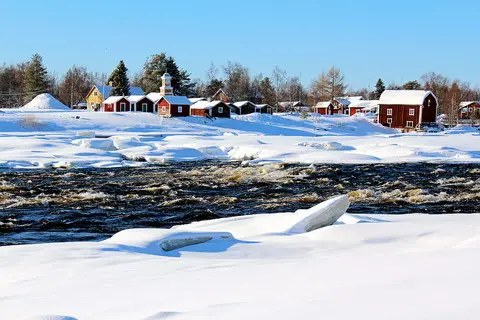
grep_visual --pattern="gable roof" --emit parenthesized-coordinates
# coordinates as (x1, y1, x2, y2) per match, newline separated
(459, 101, 479, 108)
(189, 97, 207, 104)
(256, 104, 272, 109)
(213, 88, 229, 98)
(127, 95, 147, 103)
(87, 85, 144, 99)
(190, 100, 225, 110)
(334, 98, 351, 106)
(103, 96, 125, 104)
(314, 101, 333, 108)
(348, 100, 379, 109)
(379, 90, 437, 106)
(233, 101, 256, 107)
(160, 95, 192, 106)
(146, 92, 162, 103)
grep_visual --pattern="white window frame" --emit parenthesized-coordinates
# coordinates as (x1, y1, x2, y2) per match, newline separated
(178, 106, 183, 113)
(142, 103, 148, 112)
(387, 108, 393, 116)
(406, 121, 413, 128)
(120, 102, 126, 112)
(409, 108, 415, 116)
(387, 118, 392, 124)
(218, 106, 223, 113)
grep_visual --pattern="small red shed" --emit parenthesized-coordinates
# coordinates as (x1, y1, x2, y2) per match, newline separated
(102, 96, 130, 112)
(157, 96, 192, 117)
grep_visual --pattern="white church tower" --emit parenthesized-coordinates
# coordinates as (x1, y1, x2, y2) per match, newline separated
(160, 72, 173, 96)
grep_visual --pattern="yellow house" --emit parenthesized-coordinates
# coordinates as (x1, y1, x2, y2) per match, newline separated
(85, 85, 144, 111)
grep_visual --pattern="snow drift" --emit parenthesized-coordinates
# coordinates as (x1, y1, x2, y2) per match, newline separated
(21, 93, 70, 111)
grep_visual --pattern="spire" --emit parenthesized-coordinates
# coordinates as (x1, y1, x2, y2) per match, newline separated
(160, 72, 173, 96)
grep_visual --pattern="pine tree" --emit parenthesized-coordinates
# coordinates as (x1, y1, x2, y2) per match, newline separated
(108, 60, 130, 96)
(140, 53, 195, 96)
(23, 54, 49, 101)
(374, 78, 385, 99)
(402, 80, 422, 90)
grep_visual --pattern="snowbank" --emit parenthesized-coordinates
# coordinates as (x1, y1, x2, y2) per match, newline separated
(21, 93, 70, 111)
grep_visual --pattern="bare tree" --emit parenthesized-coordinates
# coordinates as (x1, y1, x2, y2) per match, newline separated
(58, 66, 94, 107)
(310, 72, 329, 103)
(223, 61, 250, 101)
(325, 66, 346, 100)
(272, 66, 287, 110)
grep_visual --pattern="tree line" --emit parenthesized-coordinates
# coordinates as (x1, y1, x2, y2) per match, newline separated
(1, 53, 479, 120)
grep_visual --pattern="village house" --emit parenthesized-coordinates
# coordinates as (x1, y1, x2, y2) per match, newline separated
(277, 101, 309, 113)
(458, 101, 480, 120)
(313, 101, 336, 115)
(212, 88, 230, 103)
(189, 97, 207, 104)
(348, 100, 379, 116)
(85, 83, 143, 111)
(231, 101, 256, 115)
(255, 104, 273, 114)
(190, 100, 230, 118)
(128, 95, 156, 113)
(332, 98, 351, 114)
(378, 90, 438, 131)
(102, 96, 131, 112)
(156, 73, 191, 117)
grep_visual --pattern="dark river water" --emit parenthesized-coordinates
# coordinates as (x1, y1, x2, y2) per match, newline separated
(1, 162, 479, 246)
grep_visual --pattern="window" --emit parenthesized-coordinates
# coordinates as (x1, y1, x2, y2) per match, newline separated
(406, 121, 413, 128)
(178, 106, 183, 113)
(428, 100, 431, 107)
(218, 106, 223, 113)
(387, 108, 393, 115)
(387, 118, 392, 124)
(94, 91, 97, 96)
(120, 102, 126, 112)
(409, 108, 415, 116)
(142, 103, 148, 112)
(162, 106, 166, 113)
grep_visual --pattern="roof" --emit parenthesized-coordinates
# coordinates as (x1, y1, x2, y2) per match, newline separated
(127, 95, 147, 103)
(278, 101, 305, 107)
(160, 95, 192, 106)
(94, 85, 144, 99)
(103, 96, 125, 104)
(314, 101, 333, 108)
(233, 101, 256, 107)
(190, 100, 225, 110)
(334, 98, 351, 106)
(348, 100, 379, 109)
(189, 97, 207, 104)
(379, 90, 437, 106)
(213, 88, 229, 97)
(459, 101, 479, 108)
(146, 92, 162, 103)
(256, 104, 272, 109)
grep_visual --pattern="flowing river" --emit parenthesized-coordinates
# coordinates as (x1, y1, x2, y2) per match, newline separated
(1, 162, 479, 246)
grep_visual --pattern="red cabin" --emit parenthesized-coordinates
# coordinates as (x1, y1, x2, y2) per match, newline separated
(102, 96, 130, 112)
(157, 96, 192, 117)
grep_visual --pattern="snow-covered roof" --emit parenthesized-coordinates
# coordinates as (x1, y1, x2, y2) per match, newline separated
(334, 98, 351, 106)
(189, 97, 207, 104)
(278, 101, 304, 107)
(146, 92, 162, 103)
(103, 96, 125, 104)
(95, 86, 144, 99)
(256, 104, 272, 109)
(233, 101, 255, 107)
(348, 100, 379, 109)
(459, 101, 479, 108)
(314, 101, 333, 108)
(127, 95, 146, 103)
(190, 100, 224, 110)
(379, 90, 437, 106)
(161, 95, 192, 106)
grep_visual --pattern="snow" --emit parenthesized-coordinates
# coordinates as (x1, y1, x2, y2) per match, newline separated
(146, 92, 161, 103)
(126, 95, 147, 103)
(348, 99, 379, 110)
(188, 97, 207, 104)
(2, 196, 480, 319)
(190, 100, 223, 110)
(0, 109, 480, 169)
(161, 95, 192, 105)
(21, 93, 70, 111)
(102, 96, 124, 104)
(314, 101, 332, 109)
(379, 90, 436, 105)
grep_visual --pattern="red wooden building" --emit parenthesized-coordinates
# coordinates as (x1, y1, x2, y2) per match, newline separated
(157, 96, 192, 117)
(313, 101, 336, 115)
(190, 100, 230, 118)
(102, 96, 131, 112)
(212, 88, 230, 103)
(378, 90, 438, 131)
(348, 100, 378, 116)
(459, 101, 480, 120)
(128, 95, 156, 113)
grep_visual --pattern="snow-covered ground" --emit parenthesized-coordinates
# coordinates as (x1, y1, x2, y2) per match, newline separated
(2, 196, 480, 319)
(1, 107, 480, 169)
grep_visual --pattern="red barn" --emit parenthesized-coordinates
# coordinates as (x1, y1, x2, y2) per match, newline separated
(157, 96, 192, 117)
(313, 101, 336, 115)
(459, 101, 480, 120)
(190, 100, 230, 118)
(102, 96, 130, 112)
(378, 90, 438, 131)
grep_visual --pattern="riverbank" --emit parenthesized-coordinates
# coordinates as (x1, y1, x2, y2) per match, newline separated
(1, 110, 480, 169)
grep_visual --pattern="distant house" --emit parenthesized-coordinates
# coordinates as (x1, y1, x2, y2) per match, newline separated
(190, 100, 230, 118)
(231, 101, 256, 115)
(459, 101, 480, 120)
(212, 88, 230, 103)
(348, 100, 379, 116)
(189, 97, 207, 104)
(378, 90, 438, 130)
(156, 73, 192, 117)
(72, 102, 88, 110)
(102, 96, 131, 112)
(250, 91, 265, 104)
(128, 95, 155, 113)
(277, 101, 309, 112)
(255, 104, 273, 114)
(332, 98, 351, 114)
(85, 84, 144, 111)
(313, 101, 335, 115)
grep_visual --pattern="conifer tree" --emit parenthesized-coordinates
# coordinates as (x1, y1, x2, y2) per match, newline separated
(374, 78, 385, 99)
(23, 54, 49, 101)
(108, 60, 130, 96)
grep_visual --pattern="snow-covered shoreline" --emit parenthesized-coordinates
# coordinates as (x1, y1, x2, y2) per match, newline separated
(2, 196, 480, 319)
(1, 109, 480, 170)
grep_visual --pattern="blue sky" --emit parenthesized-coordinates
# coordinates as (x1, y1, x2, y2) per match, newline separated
(1, 0, 479, 90)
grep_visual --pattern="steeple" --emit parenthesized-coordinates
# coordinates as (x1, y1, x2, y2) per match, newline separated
(160, 72, 173, 96)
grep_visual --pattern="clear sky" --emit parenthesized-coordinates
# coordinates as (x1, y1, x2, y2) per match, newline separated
(1, 0, 479, 90)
